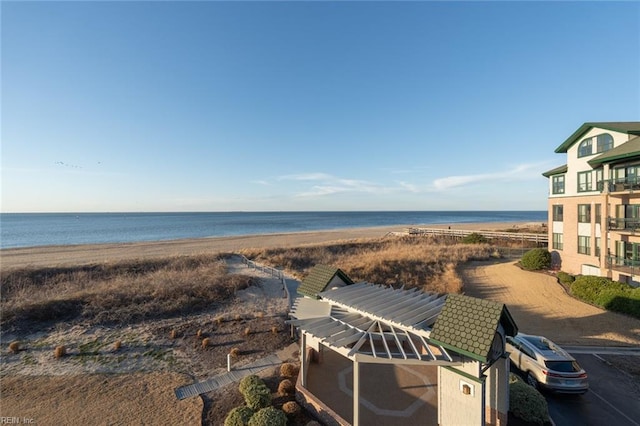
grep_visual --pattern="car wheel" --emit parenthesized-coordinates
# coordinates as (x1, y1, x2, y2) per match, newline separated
(526, 372, 539, 389)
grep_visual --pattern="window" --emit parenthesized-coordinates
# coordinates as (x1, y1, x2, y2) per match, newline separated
(552, 205, 563, 222)
(595, 204, 601, 224)
(613, 165, 640, 185)
(595, 237, 601, 257)
(552, 175, 565, 194)
(596, 133, 613, 153)
(578, 204, 591, 223)
(596, 168, 604, 191)
(578, 171, 592, 192)
(578, 236, 591, 255)
(553, 233, 563, 250)
(578, 138, 593, 157)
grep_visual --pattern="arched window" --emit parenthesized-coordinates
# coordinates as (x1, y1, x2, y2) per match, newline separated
(578, 138, 592, 157)
(596, 133, 613, 153)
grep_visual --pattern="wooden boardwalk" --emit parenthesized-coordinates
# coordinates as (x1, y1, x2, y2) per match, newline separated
(174, 354, 282, 400)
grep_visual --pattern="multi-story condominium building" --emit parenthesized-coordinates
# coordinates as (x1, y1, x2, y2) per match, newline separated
(543, 122, 640, 286)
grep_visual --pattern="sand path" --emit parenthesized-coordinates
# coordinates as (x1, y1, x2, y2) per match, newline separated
(461, 260, 640, 346)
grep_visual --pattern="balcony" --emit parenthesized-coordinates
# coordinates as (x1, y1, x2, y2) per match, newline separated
(606, 255, 640, 276)
(598, 177, 640, 193)
(608, 217, 640, 232)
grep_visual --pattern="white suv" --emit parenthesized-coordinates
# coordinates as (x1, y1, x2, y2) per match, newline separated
(506, 333, 588, 394)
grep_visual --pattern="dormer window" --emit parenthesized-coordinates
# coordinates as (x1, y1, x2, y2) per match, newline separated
(578, 138, 592, 157)
(578, 133, 613, 157)
(596, 133, 613, 153)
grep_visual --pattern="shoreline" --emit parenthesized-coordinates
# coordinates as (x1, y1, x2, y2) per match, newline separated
(0, 221, 545, 269)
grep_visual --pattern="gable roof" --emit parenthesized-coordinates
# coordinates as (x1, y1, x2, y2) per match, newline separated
(555, 122, 640, 153)
(588, 135, 640, 167)
(429, 294, 517, 363)
(297, 264, 354, 299)
(542, 164, 567, 178)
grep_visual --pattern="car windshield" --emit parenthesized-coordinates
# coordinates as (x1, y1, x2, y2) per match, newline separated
(545, 360, 581, 372)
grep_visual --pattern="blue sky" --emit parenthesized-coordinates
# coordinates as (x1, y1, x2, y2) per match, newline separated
(2, 1, 639, 213)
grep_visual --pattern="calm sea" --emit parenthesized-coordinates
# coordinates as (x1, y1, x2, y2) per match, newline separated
(0, 211, 547, 249)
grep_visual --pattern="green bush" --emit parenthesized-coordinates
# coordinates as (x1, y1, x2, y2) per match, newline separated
(571, 276, 640, 318)
(239, 375, 264, 395)
(509, 380, 550, 425)
(243, 382, 272, 411)
(557, 271, 575, 285)
(462, 233, 488, 244)
(224, 406, 254, 426)
(509, 372, 522, 384)
(520, 248, 551, 270)
(247, 407, 287, 426)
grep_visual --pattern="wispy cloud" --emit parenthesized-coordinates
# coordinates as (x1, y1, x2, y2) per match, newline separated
(431, 162, 551, 191)
(278, 173, 388, 197)
(251, 180, 271, 186)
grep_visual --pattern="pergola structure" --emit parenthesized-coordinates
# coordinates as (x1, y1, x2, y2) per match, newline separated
(288, 282, 463, 425)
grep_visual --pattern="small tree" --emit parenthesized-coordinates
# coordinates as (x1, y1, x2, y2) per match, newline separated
(520, 248, 551, 270)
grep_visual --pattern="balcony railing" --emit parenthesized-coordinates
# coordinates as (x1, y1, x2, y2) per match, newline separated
(606, 255, 640, 276)
(598, 177, 640, 193)
(608, 217, 640, 232)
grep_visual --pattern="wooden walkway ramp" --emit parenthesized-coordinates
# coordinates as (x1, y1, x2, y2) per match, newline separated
(174, 354, 282, 400)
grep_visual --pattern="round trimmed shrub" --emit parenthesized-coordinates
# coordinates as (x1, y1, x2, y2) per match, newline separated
(8, 341, 20, 353)
(282, 401, 301, 416)
(280, 363, 298, 378)
(243, 383, 271, 411)
(509, 379, 550, 425)
(247, 407, 287, 426)
(54, 345, 66, 358)
(462, 232, 488, 244)
(239, 375, 264, 395)
(277, 379, 295, 396)
(224, 406, 254, 426)
(520, 248, 551, 270)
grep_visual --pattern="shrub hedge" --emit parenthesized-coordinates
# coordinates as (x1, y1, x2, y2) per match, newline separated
(239, 375, 264, 395)
(570, 276, 640, 318)
(557, 271, 575, 286)
(509, 379, 550, 425)
(243, 382, 272, 411)
(247, 407, 287, 426)
(224, 406, 254, 426)
(520, 248, 551, 270)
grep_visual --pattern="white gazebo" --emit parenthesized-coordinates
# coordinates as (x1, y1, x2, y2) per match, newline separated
(289, 281, 516, 426)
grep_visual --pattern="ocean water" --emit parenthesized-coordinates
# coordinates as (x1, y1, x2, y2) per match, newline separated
(0, 211, 547, 249)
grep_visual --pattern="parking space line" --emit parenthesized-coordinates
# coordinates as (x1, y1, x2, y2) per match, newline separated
(589, 388, 640, 426)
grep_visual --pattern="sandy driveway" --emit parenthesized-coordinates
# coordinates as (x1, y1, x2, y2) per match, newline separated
(461, 260, 640, 346)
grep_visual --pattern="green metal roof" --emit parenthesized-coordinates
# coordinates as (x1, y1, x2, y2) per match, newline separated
(429, 294, 517, 363)
(588, 136, 640, 167)
(297, 264, 354, 299)
(542, 164, 567, 178)
(555, 122, 640, 153)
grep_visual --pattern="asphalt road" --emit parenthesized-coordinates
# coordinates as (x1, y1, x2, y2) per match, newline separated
(545, 351, 640, 426)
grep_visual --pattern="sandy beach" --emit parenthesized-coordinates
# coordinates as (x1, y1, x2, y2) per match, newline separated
(0, 221, 541, 269)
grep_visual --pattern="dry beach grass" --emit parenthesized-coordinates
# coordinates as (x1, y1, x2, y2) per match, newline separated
(1, 222, 569, 425)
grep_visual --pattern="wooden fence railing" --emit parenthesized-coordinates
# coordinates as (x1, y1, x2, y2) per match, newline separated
(402, 228, 548, 244)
